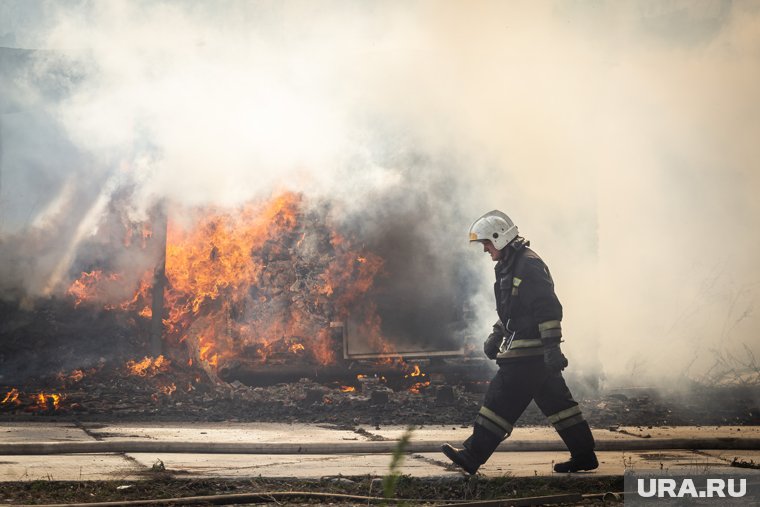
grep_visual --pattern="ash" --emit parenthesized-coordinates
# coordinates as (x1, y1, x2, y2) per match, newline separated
(2, 360, 758, 428)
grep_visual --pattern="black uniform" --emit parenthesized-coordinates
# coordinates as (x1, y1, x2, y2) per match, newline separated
(462, 238, 595, 467)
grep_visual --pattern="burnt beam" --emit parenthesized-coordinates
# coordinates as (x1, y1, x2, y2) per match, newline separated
(149, 203, 168, 357)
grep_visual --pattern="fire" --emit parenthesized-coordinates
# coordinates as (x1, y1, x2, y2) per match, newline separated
(408, 381, 431, 394)
(160, 383, 177, 396)
(56, 367, 98, 387)
(66, 271, 122, 307)
(30, 392, 64, 411)
(126, 355, 170, 376)
(405, 364, 429, 394)
(340, 386, 356, 392)
(1, 389, 20, 405)
(120, 272, 153, 312)
(162, 191, 386, 372)
(61, 191, 391, 377)
(66, 269, 153, 315)
(405, 364, 423, 378)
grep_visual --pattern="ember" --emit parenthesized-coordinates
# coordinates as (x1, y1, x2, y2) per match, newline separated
(29, 392, 64, 411)
(126, 355, 170, 377)
(160, 383, 177, 396)
(405, 364, 423, 378)
(1, 389, 20, 406)
(409, 380, 431, 395)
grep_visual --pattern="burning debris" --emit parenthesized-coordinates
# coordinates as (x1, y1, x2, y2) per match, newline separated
(1, 389, 20, 406)
(1, 189, 482, 421)
(1, 388, 65, 413)
(164, 192, 388, 376)
(60, 191, 390, 380)
(126, 356, 170, 377)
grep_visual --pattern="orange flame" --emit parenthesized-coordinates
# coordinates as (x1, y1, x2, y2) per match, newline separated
(162, 192, 386, 371)
(1, 388, 20, 405)
(405, 364, 425, 378)
(67, 269, 153, 315)
(126, 355, 169, 376)
(63, 191, 390, 375)
(340, 386, 356, 392)
(67, 271, 122, 307)
(29, 392, 64, 411)
(405, 364, 429, 393)
(408, 381, 431, 394)
(160, 383, 177, 396)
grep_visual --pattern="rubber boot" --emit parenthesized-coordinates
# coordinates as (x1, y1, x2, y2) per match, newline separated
(554, 421, 598, 473)
(441, 444, 480, 474)
(554, 451, 599, 472)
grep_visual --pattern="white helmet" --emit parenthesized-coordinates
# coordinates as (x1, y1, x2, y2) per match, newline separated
(468, 210, 518, 250)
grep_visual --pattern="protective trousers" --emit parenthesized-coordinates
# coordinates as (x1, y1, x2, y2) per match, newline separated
(463, 361, 595, 465)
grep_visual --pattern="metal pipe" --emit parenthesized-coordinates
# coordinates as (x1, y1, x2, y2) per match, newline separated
(1, 437, 758, 456)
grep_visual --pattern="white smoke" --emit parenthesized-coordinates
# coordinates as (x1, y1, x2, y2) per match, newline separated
(1, 0, 758, 382)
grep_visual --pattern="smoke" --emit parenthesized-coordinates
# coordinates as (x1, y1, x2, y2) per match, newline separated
(1, 0, 759, 383)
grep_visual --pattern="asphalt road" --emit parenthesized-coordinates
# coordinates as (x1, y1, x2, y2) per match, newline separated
(1, 423, 759, 481)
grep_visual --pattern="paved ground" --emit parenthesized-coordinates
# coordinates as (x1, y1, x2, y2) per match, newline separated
(1, 423, 759, 482)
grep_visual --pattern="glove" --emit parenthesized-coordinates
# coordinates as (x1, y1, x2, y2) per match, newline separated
(543, 343, 568, 372)
(483, 332, 502, 360)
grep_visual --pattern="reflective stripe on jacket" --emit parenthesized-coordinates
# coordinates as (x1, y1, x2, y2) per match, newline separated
(494, 241, 563, 362)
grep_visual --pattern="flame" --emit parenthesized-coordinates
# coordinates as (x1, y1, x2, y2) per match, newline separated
(408, 381, 431, 394)
(340, 386, 356, 392)
(160, 383, 177, 396)
(142, 222, 153, 244)
(67, 269, 153, 315)
(56, 367, 98, 386)
(62, 191, 390, 375)
(1, 388, 20, 405)
(405, 364, 423, 378)
(66, 271, 122, 307)
(30, 392, 64, 411)
(126, 355, 170, 377)
(405, 364, 429, 393)
(162, 191, 386, 372)
(120, 272, 153, 312)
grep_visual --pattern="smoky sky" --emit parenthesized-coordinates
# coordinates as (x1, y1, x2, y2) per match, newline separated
(1, 0, 758, 383)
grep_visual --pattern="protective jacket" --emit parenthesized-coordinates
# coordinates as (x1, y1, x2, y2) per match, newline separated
(456, 236, 595, 473)
(492, 239, 563, 363)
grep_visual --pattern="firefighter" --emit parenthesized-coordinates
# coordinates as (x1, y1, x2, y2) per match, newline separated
(441, 210, 597, 474)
